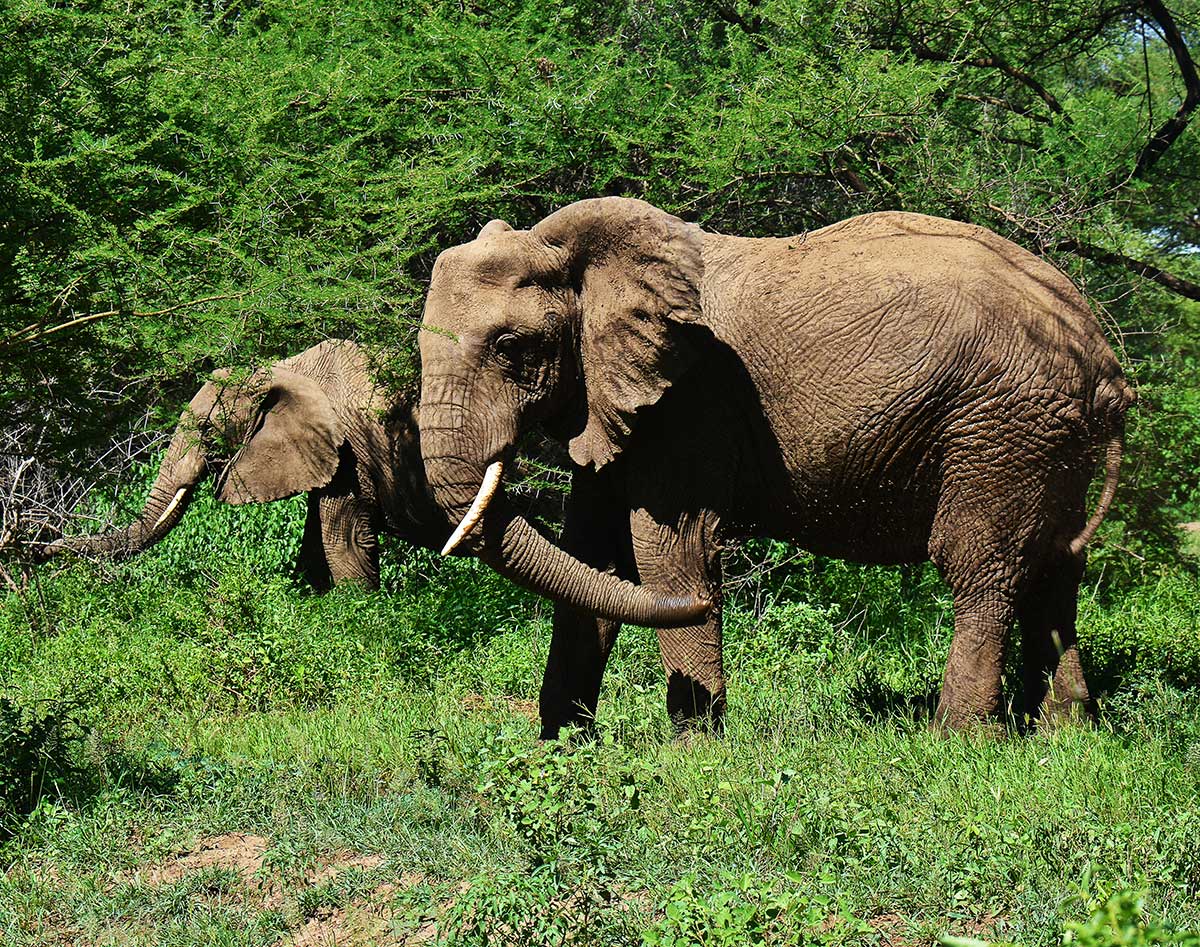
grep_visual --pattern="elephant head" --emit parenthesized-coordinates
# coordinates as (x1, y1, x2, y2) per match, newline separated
(419, 197, 711, 626)
(40, 340, 442, 589)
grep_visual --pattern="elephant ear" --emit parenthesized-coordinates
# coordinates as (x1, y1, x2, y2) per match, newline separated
(533, 198, 704, 469)
(215, 367, 345, 505)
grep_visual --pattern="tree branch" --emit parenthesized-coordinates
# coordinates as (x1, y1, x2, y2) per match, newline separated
(712, 2, 761, 35)
(955, 92, 1055, 125)
(2, 291, 253, 349)
(907, 39, 1072, 123)
(984, 201, 1200, 300)
(1056, 235, 1200, 300)
(1129, 0, 1200, 181)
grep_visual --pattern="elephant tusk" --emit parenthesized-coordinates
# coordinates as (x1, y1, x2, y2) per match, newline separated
(441, 461, 504, 555)
(152, 487, 189, 530)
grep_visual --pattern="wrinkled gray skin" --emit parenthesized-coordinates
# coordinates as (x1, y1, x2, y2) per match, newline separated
(42, 340, 449, 588)
(419, 198, 1135, 737)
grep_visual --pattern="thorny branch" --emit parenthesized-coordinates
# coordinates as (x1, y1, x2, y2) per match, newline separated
(906, 39, 1072, 122)
(2, 291, 253, 349)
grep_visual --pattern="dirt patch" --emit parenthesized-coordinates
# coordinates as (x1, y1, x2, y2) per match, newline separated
(139, 833, 269, 886)
(283, 877, 434, 947)
(461, 693, 539, 722)
(868, 912, 915, 946)
(861, 911, 1005, 947)
(287, 888, 396, 947)
(304, 853, 386, 887)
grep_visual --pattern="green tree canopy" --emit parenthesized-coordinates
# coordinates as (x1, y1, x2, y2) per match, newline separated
(2, 0, 1198, 562)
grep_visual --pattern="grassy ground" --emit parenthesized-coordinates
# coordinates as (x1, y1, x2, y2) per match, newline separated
(1, 493, 1199, 946)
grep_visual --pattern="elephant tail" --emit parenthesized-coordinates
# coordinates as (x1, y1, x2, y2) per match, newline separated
(1067, 379, 1136, 557)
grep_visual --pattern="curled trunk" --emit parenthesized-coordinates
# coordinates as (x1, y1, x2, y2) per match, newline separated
(41, 423, 207, 561)
(424, 447, 709, 628)
(480, 500, 709, 627)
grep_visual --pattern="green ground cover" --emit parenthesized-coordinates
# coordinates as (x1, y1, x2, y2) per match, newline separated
(1, 491, 1198, 945)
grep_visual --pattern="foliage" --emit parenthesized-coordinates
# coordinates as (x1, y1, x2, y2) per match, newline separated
(642, 872, 868, 946)
(1061, 890, 1200, 947)
(2, 0, 1199, 573)
(0, 697, 81, 836)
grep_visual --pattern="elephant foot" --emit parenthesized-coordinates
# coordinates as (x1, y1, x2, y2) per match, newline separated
(538, 700, 598, 742)
(929, 694, 1007, 739)
(1035, 694, 1095, 730)
(666, 672, 726, 739)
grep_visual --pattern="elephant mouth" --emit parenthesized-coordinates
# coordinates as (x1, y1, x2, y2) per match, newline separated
(440, 459, 505, 555)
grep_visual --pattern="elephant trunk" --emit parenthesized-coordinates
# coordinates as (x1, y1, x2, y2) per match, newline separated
(41, 421, 207, 561)
(422, 443, 709, 628)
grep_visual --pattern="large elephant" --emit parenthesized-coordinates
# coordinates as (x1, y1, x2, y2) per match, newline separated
(41, 340, 450, 588)
(417, 198, 1135, 736)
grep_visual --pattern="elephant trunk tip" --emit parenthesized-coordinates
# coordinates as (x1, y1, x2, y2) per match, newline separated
(668, 594, 713, 625)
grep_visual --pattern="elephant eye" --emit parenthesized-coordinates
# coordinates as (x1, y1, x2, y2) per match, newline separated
(493, 332, 523, 362)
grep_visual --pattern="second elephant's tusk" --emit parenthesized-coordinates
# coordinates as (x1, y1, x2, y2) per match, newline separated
(440, 461, 504, 556)
(152, 487, 189, 530)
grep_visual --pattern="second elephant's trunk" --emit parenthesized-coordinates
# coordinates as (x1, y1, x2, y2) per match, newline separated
(41, 421, 208, 561)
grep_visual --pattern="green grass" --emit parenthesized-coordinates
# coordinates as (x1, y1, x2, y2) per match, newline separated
(1, 493, 1199, 945)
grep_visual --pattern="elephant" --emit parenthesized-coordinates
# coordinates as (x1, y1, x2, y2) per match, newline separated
(417, 197, 1135, 737)
(40, 339, 452, 589)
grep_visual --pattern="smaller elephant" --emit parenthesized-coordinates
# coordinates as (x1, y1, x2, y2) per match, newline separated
(40, 339, 454, 589)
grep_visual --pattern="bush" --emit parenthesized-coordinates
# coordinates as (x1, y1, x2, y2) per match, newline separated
(1063, 891, 1200, 947)
(0, 697, 81, 837)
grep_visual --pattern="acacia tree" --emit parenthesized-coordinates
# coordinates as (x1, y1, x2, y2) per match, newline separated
(1, 0, 1197, 570)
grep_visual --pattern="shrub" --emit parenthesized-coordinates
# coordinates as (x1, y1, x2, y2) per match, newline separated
(0, 697, 81, 837)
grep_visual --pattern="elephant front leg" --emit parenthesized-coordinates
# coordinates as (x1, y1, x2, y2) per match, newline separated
(538, 468, 631, 740)
(296, 492, 334, 591)
(540, 606, 621, 739)
(307, 472, 380, 591)
(631, 508, 726, 735)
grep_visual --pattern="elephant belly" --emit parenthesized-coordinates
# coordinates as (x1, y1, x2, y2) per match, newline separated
(699, 361, 944, 564)
(738, 441, 941, 565)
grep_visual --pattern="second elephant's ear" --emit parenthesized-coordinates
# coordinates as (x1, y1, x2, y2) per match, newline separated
(533, 198, 704, 469)
(215, 367, 345, 505)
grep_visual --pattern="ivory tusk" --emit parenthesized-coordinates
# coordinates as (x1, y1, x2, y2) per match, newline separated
(152, 488, 189, 530)
(440, 461, 504, 555)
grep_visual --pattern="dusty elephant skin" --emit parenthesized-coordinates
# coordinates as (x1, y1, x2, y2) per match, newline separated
(41, 340, 451, 590)
(417, 198, 1135, 736)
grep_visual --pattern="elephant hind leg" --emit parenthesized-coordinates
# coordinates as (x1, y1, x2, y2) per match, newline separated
(929, 476, 1041, 732)
(1018, 551, 1092, 727)
(933, 586, 1017, 732)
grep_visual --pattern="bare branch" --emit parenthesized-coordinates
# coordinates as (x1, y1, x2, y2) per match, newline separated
(1, 291, 254, 349)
